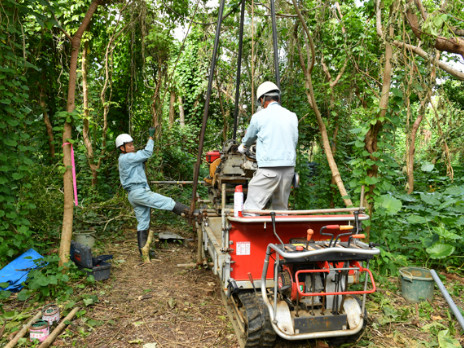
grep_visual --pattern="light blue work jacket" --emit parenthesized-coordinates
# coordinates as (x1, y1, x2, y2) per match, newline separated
(241, 102, 298, 167)
(118, 139, 154, 191)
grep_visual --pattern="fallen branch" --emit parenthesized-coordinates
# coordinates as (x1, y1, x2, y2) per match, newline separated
(5, 310, 42, 348)
(38, 307, 79, 348)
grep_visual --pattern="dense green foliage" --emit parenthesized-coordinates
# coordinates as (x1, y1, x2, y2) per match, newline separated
(0, 0, 462, 307)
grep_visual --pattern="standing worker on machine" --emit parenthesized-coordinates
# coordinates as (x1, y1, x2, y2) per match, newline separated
(238, 81, 298, 212)
(116, 128, 191, 255)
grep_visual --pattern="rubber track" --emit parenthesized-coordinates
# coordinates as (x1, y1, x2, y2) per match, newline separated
(238, 292, 276, 347)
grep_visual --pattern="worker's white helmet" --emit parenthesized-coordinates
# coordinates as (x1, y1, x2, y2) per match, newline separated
(115, 133, 133, 149)
(256, 81, 280, 102)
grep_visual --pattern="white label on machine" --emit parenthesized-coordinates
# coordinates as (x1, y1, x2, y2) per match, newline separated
(236, 242, 250, 255)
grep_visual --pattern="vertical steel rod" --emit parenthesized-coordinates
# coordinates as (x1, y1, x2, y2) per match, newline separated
(270, 0, 280, 88)
(190, 0, 227, 214)
(232, 0, 246, 141)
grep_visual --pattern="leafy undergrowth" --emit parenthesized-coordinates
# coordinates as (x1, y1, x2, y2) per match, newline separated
(0, 227, 463, 347)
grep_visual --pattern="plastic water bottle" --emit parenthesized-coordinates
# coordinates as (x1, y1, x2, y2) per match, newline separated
(234, 185, 243, 217)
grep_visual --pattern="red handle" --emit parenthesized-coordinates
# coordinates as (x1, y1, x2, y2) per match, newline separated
(325, 225, 340, 230)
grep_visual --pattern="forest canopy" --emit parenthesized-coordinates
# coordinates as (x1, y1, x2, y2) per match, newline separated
(1, 0, 463, 276)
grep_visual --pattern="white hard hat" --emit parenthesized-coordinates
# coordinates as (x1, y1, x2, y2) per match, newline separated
(115, 133, 133, 148)
(256, 81, 280, 102)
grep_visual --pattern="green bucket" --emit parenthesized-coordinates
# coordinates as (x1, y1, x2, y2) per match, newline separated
(399, 267, 434, 303)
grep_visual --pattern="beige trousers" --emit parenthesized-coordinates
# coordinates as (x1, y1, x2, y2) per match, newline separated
(243, 166, 294, 213)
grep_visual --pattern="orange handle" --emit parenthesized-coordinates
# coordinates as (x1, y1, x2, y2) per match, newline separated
(306, 229, 314, 241)
(325, 225, 340, 230)
(340, 225, 354, 231)
(351, 234, 365, 239)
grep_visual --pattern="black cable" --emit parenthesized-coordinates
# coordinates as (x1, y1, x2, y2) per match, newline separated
(232, 0, 246, 141)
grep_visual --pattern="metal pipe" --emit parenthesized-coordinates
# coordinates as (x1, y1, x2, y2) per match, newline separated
(149, 181, 205, 185)
(232, 0, 246, 141)
(228, 215, 370, 223)
(270, 0, 280, 87)
(260, 244, 366, 340)
(430, 269, 464, 331)
(190, 0, 226, 215)
(270, 212, 284, 246)
(267, 243, 380, 259)
(242, 207, 365, 215)
(221, 183, 227, 250)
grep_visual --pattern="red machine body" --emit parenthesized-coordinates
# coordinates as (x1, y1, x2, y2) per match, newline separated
(228, 215, 367, 282)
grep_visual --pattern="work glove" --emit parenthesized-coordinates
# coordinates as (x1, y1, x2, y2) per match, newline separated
(149, 127, 156, 137)
(237, 144, 246, 154)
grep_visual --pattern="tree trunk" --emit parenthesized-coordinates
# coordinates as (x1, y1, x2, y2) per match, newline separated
(303, 75, 353, 207)
(362, 2, 396, 240)
(178, 96, 185, 127)
(59, 0, 101, 267)
(151, 74, 162, 139)
(406, 113, 423, 193)
(82, 41, 98, 186)
(169, 90, 176, 127)
(406, 54, 438, 193)
(292, 2, 353, 207)
(405, 0, 464, 59)
(39, 88, 55, 158)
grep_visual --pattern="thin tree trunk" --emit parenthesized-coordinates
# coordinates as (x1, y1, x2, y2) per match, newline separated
(60, 0, 101, 267)
(406, 113, 423, 193)
(39, 88, 55, 158)
(321, 56, 346, 208)
(151, 69, 163, 139)
(178, 96, 185, 127)
(169, 90, 176, 127)
(361, 1, 396, 240)
(292, 3, 353, 208)
(406, 53, 438, 193)
(82, 41, 98, 186)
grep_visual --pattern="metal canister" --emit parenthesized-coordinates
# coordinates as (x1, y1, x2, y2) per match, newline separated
(29, 319, 49, 342)
(42, 304, 60, 326)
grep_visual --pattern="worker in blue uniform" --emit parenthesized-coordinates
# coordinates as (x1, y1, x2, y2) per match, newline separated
(116, 128, 190, 255)
(238, 81, 298, 213)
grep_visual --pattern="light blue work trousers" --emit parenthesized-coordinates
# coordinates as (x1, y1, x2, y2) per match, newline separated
(128, 187, 175, 230)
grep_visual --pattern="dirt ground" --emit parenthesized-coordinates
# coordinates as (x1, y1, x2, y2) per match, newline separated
(3, 225, 463, 347)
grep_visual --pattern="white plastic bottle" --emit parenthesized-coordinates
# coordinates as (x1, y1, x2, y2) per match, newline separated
(234, 185, 243, 217)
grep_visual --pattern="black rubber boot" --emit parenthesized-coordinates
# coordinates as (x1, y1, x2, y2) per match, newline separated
(172, 202, 200, 217)
(137, 230, 155, 257)
(172, 202, 189, 216)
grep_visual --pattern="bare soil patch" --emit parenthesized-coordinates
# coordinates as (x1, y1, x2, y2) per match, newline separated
(2, 225, 463, 347)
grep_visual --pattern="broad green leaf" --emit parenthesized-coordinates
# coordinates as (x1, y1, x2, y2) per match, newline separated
(377, 195, 402, 215)
(420, 193, 441, 206)
(437, 329, 461, 348)
(406, 215, 427, 224)
(444, 186, 464, 196)
(421, 163, 434, 172)
(432, 225, 462, 241)
(426, 243, 455, 259)
(365, 176, 378, 185)
(3, 138, 17, 147)
(16, 289, 31, 301)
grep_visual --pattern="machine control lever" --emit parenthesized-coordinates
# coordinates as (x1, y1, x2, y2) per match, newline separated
(270, 212, 285, 247)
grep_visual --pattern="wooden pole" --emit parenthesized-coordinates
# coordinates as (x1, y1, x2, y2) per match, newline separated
(5, 311, 42, 348)
(38, 308, 79, 348)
